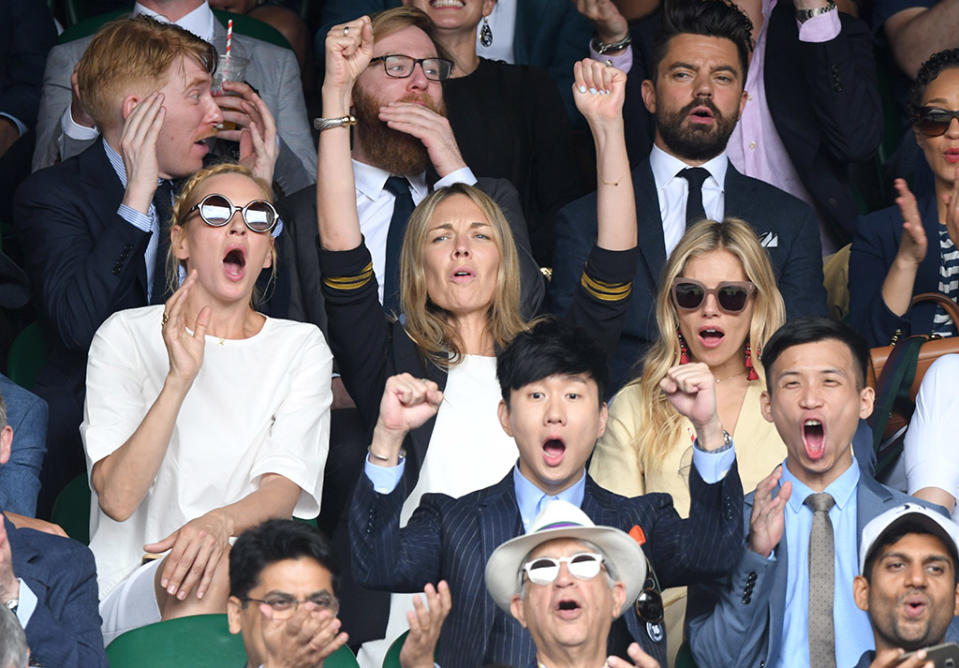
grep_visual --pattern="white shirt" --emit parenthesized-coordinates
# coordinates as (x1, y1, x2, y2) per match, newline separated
(352, 159, 476, 303)
(357, 354, 518, 668)
(649, 145, 728, 256)
(81, 306, 333, 597)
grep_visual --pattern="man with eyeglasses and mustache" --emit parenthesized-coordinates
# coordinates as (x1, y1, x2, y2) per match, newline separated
(228, 519, 450, 668)
(485, 500, 662, 668)
(551, 0, 828, 392)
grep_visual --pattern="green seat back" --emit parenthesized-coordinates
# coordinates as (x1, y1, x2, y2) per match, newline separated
(675, 640, 699, 668)
(382, 630, 408, 667)
(51, 474, 91, 544)
(7, 322, 46, 391)
(59, 7, 290, 50)
(107, 613, 359, 667)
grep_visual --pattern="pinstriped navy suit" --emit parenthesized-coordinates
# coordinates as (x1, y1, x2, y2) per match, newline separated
(350, 463, 744, 667)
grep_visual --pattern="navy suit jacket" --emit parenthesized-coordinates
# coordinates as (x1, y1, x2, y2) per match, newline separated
(551, 158, 828, 391)
(686, 474, 944, 668)
(4, 514, 107, 667)
(13, 138, 154, 498)
(0, 0, 56, 130)
(848, 195, 942, 348)
(349, 467, 744, 668)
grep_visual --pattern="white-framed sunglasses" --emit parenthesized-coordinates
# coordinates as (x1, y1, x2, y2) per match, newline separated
(187, 193, 278, 234)
(521, 552, 605, 585)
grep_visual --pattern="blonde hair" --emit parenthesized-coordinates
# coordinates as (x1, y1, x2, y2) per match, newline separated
(399, 184, 528, 369)
(631, 218, 786, 466)
(165, 163, 277, 304)
(76, 15, 217, 130)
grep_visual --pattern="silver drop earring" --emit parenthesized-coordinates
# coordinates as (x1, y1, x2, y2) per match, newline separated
(480, 15, 493, 47)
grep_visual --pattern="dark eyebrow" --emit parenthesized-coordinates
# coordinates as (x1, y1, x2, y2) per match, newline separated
(667, 62, 739, 77)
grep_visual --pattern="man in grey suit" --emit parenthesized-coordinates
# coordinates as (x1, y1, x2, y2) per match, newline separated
(32, 0, 314, 196)
(686, 317, 950, 668)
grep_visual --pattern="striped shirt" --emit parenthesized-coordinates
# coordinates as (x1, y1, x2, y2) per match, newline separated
(933, 222, 959, 337)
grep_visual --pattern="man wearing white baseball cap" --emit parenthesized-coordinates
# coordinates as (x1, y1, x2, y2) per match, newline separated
(485, 499, 661, 668)
(852, 503, 959, 668)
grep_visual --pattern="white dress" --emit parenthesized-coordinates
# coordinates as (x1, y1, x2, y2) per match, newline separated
(81, 305, 333, 599)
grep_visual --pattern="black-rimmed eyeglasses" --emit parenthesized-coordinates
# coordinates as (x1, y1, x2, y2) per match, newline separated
(369, 54, 453, 81)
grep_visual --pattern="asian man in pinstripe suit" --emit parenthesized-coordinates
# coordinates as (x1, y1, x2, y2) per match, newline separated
(348, 319, 745, 668)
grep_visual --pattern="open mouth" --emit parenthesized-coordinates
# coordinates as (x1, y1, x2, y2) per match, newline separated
(223, 248, 246, 280)
(688, 106, 715, 124)
(555, 597, 582, 619)
(902, 595, 929, 619)
(946, 149, 959, 164)
(451, 268, 476, 282)
(430, 0, 464, 6)
(543, 438, 566, 466)
(802, 419, 825, 460)
(698, 328, 725, 348)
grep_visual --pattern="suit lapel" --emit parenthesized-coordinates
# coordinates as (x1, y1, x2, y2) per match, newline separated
(635, 161, 668, 285)
(477, 476, 523, 654)
(82, 140, 150, 295)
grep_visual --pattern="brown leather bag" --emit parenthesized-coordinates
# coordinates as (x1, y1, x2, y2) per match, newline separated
(867, 292, 959, 476)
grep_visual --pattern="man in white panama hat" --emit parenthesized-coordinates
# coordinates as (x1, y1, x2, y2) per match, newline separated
(486, 499, 662, 668)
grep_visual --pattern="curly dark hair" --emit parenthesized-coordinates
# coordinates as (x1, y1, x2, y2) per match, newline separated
(910, 48, 959, 120)
(651, 0, 753, 81)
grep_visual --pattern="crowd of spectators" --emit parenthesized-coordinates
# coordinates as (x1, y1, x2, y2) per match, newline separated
(3, 0, 959, 666)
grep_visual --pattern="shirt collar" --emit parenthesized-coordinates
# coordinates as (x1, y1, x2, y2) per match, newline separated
(102, 138, 128, 188)
(649, 144, 728, 194)
(352, 159, 429, 202)
(781, 455, 860, 514)
(134, 1, 215, 43)
(512, 463, 587, 532)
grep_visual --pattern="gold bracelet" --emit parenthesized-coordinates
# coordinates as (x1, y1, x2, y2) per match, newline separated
(601, 171, 626, 187)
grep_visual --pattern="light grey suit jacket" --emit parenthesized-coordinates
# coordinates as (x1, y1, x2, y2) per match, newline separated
(686, 473, 945, 668)
(32, 13, 315, 195)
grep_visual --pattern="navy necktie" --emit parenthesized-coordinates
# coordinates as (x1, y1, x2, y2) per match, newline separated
(383, 176, 415, 317)
(150, 180, 175, 305)
(679, 167, 710, 227)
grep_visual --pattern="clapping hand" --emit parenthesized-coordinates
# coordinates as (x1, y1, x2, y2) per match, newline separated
(747, 465, 792, 558)
(161, 271, 210, 392)
(399, 581, 452, 668)
(893, 178, 928, 268)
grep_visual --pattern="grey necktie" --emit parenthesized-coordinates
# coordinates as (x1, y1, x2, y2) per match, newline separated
(805, 492, 837, 668)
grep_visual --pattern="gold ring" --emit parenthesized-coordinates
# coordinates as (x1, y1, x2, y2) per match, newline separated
(161, 312, 169, 327)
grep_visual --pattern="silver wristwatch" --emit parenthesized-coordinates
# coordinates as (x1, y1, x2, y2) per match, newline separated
(796, 0, 836, 22)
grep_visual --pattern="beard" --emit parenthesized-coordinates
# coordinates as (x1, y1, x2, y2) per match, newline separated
(352, 85, 446, 177)
(656, 96, 737, 163)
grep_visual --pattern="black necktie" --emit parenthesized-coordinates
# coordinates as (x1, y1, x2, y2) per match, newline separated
(150, 180, 175, 305)
(679, 167, 710, 227)
(383, 176, 415, 317)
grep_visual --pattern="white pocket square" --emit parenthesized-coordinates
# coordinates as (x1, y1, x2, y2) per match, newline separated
(758, 232, 779, 248)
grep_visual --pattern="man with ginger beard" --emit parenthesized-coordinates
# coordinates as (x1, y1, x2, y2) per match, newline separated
(276, 6, 543, 546)
(550, 0, 828, 392)
(684, 318, 950, 668)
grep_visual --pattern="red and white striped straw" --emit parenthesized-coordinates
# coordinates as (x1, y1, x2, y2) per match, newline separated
(225, 19, 233, 56)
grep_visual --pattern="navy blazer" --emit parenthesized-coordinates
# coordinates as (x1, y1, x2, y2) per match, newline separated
(848, 195, 943, 348)
(4, 514, 107, 667)
(551, 158, 828, 391)
(0, 0, 56, 129)
(13, 138, 154, 503)
(620, 4, 880, 246)
(686, 474, 945, 668)
(349, 467, 744, 668)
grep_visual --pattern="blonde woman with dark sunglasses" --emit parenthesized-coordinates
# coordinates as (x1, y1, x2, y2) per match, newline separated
(589, 218, 787, 664)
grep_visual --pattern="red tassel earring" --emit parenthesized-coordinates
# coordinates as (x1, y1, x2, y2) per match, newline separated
(678, 328, 690, 364)
(744, 342, 759, 381)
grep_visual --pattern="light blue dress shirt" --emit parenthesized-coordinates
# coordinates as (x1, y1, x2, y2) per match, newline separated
(776, 457, 874, 668)
(512, 465, 586, 532)
(15, 577, 37, 627)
